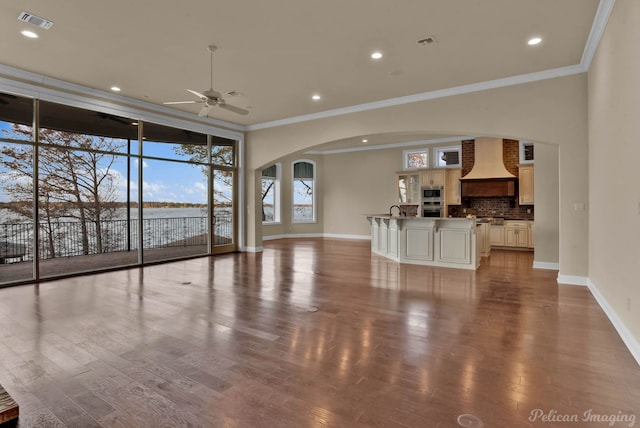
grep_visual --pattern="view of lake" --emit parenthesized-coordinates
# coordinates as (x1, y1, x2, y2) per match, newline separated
(0, 207, 209, 223)
(0, 207, 232, 261)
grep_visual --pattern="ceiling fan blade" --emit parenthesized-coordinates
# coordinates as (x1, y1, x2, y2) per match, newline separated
(198, 105, 209, 117)
(163, 101, 198, 105)
(218, 102, 249, 116)
(187, 89, 208, 101)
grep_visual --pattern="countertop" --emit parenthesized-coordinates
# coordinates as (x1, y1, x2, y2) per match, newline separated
(365, 214, 476, 221)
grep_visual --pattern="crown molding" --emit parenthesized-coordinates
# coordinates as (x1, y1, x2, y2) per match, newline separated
(247, 64, 586, 131)
(581, 0, 617, 69)
(305, 136, 474, 155)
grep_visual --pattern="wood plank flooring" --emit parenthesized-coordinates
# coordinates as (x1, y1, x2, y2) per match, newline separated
(0, 238, 638, 427)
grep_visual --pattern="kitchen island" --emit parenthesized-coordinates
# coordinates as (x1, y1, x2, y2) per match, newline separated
(365, 215, 482, 270)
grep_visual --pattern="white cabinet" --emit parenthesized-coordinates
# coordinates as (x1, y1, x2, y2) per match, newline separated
(421, 169, 445, 187)
(438, 228, 471, 264)
(404, 224, 434, 261)
(518, 165, 534, 205)
(477, 223, 491, 257)
(490, 225, 505, 246)
(446, 169, 462, 205)
(504, 221, 529, 248)
(397, 173, 421, 204)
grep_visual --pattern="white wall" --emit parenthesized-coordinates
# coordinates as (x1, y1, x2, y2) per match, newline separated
(588, 0, 640, 357)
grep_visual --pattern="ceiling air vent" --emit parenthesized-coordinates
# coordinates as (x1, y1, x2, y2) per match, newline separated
(17, 11, 54, 30)
(417, 36, 437, 45)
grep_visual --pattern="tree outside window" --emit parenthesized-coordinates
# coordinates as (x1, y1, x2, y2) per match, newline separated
(292, 160, 315, 223)
(261, 164, 280, 223)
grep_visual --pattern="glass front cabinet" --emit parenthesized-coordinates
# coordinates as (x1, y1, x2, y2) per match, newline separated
(397, 173, 421, 204)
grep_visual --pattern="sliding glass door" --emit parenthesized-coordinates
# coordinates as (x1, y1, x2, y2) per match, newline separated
(0, 93, 239, 286)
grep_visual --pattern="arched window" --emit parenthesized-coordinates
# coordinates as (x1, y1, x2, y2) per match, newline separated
(292, 160, 316, 223)
(261, 163, 281, 224)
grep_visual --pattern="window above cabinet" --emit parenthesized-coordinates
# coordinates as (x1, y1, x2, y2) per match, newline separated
(520, 140, 534, 164)
(403, 148, 429, 169)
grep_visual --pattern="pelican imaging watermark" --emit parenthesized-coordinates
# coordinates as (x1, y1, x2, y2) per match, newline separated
(529, 409, 636, 426)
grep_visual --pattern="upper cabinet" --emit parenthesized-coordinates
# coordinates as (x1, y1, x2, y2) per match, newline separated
(518, 164, 534, 205)
(446, 168, 462, 205)
(421, 169, 445, 187)
(397, 173, 421, 204)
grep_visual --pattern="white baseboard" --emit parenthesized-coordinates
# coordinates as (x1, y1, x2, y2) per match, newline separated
(533, 261, 560, 270)
(262, 233, 370, 241)
(557, 274, 588, 286)
(243, 246, 263, 253)
(262, 233, 324, 241)
(587, 279, 640, 366)
(323, 233, 370, 240)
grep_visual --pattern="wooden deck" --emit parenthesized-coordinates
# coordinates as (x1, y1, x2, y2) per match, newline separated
(0, 245, 209, 284)
(0, 238, 638, 427)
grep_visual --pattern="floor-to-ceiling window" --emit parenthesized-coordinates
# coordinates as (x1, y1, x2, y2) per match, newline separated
(0, 93, 34, 283)
(210, 140, 237, 253)
(141, 122, 210, 263)
(0, 93, 238, 286)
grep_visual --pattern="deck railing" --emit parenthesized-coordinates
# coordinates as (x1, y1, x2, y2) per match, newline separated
(0, 214, 232, 263)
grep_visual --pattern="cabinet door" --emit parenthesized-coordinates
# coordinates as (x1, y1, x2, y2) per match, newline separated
(519, 165, 534, 205)
(398, 174, 420, 204)
(490, 226, 505, 246)
(446, 169, 462, 205)
(432, 169, 445, 187)
(421, 171, 433, 187)
(421, 169, 446, 187)
(516, 227, 529, 247)
(528, 223, 535, 248)
(505, 227, 517, 246)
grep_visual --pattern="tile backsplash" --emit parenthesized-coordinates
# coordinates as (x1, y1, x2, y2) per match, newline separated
(448, 197, 534, 220)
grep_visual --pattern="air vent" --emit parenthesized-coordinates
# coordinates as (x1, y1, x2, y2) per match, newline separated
(17, 11, 54, 30)
(417, 36, 437, 45)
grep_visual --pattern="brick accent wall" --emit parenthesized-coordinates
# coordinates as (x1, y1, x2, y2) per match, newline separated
(448, 198, 534, 220)
(461, 139, 474, 177)
(503, 139, 520, 176)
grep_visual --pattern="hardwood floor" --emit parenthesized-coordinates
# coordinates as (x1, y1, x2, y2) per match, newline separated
(0, 238, 638, 427)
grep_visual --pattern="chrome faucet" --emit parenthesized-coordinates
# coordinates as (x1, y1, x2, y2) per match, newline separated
(389, 205, 401, 217)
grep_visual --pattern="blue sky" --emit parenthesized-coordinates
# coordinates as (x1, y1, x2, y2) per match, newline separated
(0, 121, 231, 204)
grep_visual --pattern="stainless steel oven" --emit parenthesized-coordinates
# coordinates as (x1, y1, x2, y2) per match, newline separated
(422, 186, 443, 218)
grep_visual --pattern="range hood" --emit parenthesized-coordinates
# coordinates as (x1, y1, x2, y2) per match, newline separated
(460, 137, 517, 197)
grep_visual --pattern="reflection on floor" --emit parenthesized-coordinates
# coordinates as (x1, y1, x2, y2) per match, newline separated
(0, 239, 638, 427)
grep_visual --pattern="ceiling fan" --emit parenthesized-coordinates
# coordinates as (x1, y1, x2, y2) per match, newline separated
(163, 45, 249, 117)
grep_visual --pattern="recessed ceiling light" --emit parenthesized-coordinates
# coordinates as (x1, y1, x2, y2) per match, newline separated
(110, 86, 121, 92)
(371, 51, 383, 60)
(311, 94, 321, 101)
(20, 30, 38, 39)
(362, 139, 368, 143)
(528, 37, 542, 46)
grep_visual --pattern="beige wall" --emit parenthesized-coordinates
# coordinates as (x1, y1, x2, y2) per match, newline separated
(533, 142, 560, 265)
(588, 0, 640, 347)
(322, 148, 402, 237)
(246, 74, 588, 278)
